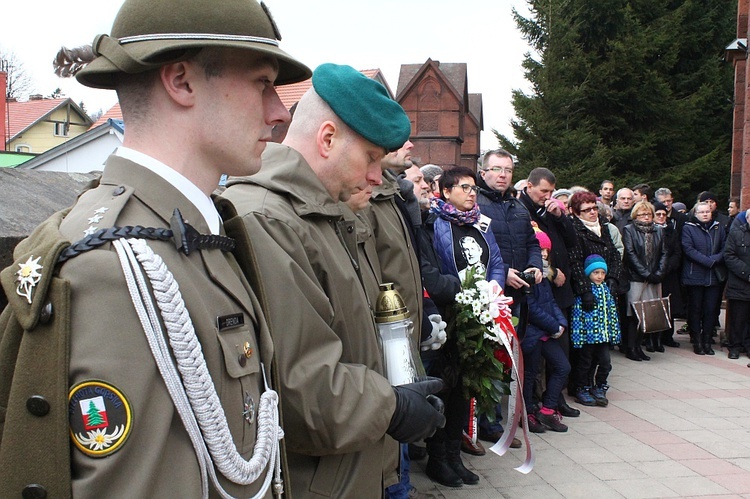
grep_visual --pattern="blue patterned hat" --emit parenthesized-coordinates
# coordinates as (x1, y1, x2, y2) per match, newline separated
(584, 254, 607, 276)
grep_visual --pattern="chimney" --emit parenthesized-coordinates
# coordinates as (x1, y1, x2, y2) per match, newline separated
(29, 94, 44, 101)
(0, 70, 6, 151)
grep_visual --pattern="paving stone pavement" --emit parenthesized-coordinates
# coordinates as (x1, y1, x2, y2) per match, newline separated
(409, 319, 750, 498)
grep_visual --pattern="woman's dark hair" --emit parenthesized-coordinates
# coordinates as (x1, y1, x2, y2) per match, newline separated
(569, 190, 598, 215)
(438, 166, 477, 200)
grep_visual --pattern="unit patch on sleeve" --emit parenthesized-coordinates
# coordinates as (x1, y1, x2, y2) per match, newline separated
(68, 380, 132, 458)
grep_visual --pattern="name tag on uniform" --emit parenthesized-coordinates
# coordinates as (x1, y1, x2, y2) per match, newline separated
(476, 214, 492, 233)
(217, 313, 244, 332)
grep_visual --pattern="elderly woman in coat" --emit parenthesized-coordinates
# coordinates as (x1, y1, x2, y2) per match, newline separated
(681, 201, 727, 355)
(622, 201, 669, 360)
(568, 191, 625, 317)
(419, 165, 505, 488)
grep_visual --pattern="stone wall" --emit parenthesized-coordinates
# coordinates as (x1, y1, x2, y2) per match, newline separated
(0, 169, 98, 309)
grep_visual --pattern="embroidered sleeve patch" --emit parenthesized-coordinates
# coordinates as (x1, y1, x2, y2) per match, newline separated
(68, 380, 132, 458)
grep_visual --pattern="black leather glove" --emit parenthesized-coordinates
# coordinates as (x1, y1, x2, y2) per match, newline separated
(387, 378, 446, 443)
(646, 273, 662, 284)
(605, 278, 617, 293)
(581, 292, 596, 312)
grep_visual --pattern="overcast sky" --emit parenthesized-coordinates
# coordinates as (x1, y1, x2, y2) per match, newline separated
(2, 0, 532, 148)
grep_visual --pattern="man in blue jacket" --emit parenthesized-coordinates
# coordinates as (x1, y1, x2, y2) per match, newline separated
(475, 149, 542, 443)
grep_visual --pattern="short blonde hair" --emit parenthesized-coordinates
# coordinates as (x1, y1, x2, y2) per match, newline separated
(631, 200, 654, 218)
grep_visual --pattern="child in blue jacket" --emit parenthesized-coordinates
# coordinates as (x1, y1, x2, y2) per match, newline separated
(522, 230, 571, 433)
(570, 254, 621, 407)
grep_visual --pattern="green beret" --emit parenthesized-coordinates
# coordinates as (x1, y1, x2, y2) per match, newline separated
(312, 63, 411, 152)
(76, 0, 310, 89)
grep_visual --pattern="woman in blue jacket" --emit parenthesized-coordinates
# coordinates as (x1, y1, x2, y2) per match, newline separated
(418, 166, 505, 488)
(681, 201, 727, 355)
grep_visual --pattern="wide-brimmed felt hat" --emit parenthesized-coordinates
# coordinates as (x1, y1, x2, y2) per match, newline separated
(76, 0, 310, 89)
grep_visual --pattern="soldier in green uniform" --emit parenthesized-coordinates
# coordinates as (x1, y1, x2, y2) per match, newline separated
(0, 0, 309, 497)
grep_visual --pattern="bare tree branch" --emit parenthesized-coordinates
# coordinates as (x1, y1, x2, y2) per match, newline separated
(0, 50, 34, 100)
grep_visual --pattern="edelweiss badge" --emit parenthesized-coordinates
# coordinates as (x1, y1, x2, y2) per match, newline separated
(69, 380, 132, 458)
(16, 255, 43, 304)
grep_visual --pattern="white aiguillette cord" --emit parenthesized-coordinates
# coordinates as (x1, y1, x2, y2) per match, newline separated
(113, 238, 283, 499)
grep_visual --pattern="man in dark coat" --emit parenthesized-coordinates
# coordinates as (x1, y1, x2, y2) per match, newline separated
(612, 188, 635, 233)
(518, 167, 579, 417)
(519, 169, 576, 311)
(655, 187, 688, 232)
(475, 149, 542, 442)
(476, 150, 542, 307)
(723, 209, 750, 359)
(698, 191, 731, 338)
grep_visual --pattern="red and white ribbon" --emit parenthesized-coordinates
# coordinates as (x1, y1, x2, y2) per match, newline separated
(483, 281, 535, 473)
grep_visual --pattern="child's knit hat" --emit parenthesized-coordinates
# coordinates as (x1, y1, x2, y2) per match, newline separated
(533, 228, 552, 250)
(584, 254, 607, 276)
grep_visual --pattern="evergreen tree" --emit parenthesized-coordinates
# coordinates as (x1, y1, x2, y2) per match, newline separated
(497, 0, 736, 205)
(86, 400, 105, 427)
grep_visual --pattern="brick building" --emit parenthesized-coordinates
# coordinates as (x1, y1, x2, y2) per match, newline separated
(396, 59, 483, 171)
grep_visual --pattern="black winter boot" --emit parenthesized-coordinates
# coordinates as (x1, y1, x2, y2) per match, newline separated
(626, 348, 642, 361)
(691, 330, 704, 354)
(645, 334, 655, 353)
(446, 440, 479, 485)
(425, 439, 463, 488)
(653, 333, 665, 353)
(636, 330, 650, 360)
(703, 332, 715, 355)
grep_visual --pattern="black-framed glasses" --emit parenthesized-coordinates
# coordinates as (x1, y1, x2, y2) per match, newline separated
(580, 206, 599, 214)
(453, 184, 479, 194)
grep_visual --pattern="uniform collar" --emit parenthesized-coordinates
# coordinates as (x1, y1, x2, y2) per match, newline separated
(115, 147, 222, 234)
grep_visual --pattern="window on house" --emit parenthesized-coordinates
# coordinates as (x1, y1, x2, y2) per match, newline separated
(54, 122, 69, 137)
(15, 145, 30, 153)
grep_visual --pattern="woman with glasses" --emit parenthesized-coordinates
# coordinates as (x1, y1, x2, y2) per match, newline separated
(418, 166, 505, 488)
(681, 201, 727, 355)
(567, 191, 625, 404)
(622, 201, 669, 360)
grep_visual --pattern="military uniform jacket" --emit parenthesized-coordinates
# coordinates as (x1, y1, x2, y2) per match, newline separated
(223, 143, 397, 498)
(367, 171, 424, 337)
(0, 156, 274, 498)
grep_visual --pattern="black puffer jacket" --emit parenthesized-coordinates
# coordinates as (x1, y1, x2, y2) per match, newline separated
(724, 222, 750, 301)
(569, 215, 625, 296)
(475, 176, 542, 276)
(622, 223, 669, 282)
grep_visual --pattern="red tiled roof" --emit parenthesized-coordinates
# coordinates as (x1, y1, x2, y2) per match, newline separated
(276, 69, 383, 110)
(276, 80, 311, 109)
(90, 103, 123, 129)
(7, 98, 69, 139)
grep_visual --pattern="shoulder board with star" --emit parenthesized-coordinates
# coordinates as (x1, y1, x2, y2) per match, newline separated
(58, 183, 134, 242)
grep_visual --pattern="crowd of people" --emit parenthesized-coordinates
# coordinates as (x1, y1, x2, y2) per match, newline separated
(399, 153, 748, 491)
(0, 0, 747, 497)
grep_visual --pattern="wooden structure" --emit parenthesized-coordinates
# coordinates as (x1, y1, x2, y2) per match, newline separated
(396, 59, 483, 171)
